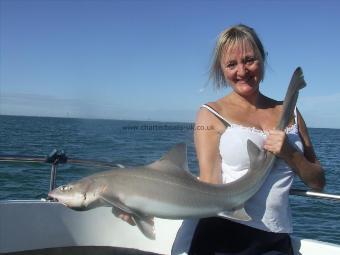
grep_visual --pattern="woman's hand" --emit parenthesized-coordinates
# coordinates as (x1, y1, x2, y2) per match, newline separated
(264, 125, 325, 191)
(263, 130, 296, 160)
(112, 207, 136, 226)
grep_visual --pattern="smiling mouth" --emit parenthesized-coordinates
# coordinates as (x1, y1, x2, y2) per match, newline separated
(237, 76, 252, 82)
(236, 77, 255, 84)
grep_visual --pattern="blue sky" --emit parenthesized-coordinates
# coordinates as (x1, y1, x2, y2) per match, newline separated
(1, 0, 340, 128)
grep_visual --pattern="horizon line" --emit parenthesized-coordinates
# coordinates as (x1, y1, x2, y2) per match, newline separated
(0, 113, 338, 130)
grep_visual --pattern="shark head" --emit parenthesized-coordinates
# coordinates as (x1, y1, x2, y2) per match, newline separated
(48, 178, 95, 210)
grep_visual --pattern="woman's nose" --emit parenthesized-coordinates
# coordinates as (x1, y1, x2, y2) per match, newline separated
(236, 63, 247, 76)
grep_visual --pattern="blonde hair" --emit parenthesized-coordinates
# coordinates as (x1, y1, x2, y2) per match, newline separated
(210, 24, 266, 89)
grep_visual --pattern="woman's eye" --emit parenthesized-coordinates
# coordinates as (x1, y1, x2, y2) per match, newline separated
(226, 62, 236, 69)
(245, 57, 256, 65)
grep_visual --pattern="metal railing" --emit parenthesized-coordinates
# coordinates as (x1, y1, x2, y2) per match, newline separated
(1, 154, 339, 202)
(290, 188, 340, 201)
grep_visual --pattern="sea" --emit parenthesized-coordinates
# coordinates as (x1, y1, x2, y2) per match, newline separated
(0, 115, 339, 245)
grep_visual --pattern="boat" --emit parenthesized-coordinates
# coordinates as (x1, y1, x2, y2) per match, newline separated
(1, 198, 340, 255)
(1, 153, 340, 255)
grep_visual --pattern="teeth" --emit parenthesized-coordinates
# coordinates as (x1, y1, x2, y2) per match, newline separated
(237, 78, 251, 82)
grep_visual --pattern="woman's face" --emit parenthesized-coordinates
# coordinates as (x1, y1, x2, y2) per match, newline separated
(220, 42, 262, 97)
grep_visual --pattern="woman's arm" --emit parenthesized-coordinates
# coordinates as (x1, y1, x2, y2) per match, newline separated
(264, 110, 326, 191)
(194, 107, 225, 184)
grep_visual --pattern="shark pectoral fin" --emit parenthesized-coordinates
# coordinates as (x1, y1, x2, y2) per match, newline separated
(99, 195, 134, 214)
(99, 195, 155, 240)
(218, 207, 251, 221)
(131, 215, 155, 240)
(111, 207, 155, 240)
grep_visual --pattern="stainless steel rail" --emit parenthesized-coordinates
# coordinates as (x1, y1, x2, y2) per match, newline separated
(290, 188, 340, 201)
(0, 155, 119, 168)
(1, 155, 340, 201)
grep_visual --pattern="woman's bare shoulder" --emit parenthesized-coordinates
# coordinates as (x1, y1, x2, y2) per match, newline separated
(203, 100, 224, 110)
(196, 99, 228, 133)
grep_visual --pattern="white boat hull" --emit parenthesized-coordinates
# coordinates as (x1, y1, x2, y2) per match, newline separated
(0, 201, 339, 254)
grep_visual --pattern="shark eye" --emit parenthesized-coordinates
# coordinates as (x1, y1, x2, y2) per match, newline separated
(60, 185, 72, 191)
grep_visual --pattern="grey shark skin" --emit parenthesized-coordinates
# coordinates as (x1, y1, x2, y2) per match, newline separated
(49, 68, 306, 239)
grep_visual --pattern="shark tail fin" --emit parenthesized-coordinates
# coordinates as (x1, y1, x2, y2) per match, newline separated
(291, 67, 306, 90)
(277, 67, 306, 130)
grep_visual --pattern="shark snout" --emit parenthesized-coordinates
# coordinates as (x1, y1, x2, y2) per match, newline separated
(48, 190, 59, 201)
(48, 187, 86, 208)
(48, 190, 66, 205)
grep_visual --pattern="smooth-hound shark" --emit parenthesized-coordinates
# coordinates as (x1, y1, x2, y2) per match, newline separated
(49, 67, 306, 239)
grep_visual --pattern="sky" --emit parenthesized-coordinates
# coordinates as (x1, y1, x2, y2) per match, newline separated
(1, 0, 340, 128)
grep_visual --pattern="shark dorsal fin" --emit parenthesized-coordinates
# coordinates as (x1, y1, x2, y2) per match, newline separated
(159, 143, 189, 171)
(148, 143, 194, 178)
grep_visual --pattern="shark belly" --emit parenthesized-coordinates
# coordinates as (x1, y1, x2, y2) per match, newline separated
(122, 193, 221, 219)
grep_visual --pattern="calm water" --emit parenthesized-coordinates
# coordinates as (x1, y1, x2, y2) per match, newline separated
(0, 115, 339, 244)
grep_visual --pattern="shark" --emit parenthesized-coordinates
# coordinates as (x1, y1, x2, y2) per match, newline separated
(49, 67, 306, 239)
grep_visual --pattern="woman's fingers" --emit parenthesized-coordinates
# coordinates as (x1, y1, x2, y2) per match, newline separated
(112, 207, 136, 226)
(264, 130, 292, 158)
(118, 213, 136, 226)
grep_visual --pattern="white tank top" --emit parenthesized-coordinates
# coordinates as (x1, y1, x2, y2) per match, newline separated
(201, 104, 304, 233)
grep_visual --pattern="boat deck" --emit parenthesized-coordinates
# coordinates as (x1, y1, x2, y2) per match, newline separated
(1, 200, 340, 255)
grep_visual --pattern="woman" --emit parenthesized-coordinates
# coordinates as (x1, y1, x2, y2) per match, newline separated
(172, 24, 325, 254)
